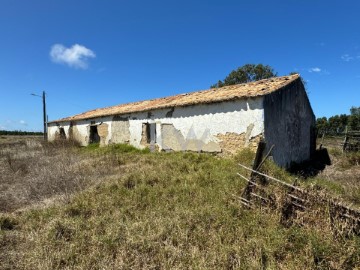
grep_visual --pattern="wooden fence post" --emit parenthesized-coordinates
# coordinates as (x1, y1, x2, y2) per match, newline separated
(241, 140, 266, 201)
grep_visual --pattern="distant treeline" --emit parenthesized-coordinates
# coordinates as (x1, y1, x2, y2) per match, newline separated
(0, 130, 43, 136)
(316, 106, 360, 135)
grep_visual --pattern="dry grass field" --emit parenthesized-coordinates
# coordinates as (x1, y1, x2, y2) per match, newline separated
(309, 136, 360, 206)
(0, 135, 359, 269)
(0, 136, 108, 212)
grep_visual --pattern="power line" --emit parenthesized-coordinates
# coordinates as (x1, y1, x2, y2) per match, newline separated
(46, 93, 88, 111)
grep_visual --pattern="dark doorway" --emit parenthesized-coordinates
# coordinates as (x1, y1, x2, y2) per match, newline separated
(142, 123, 156, 144)
(141, 123, 156, 151)
(59, 127, 66, 139)
(89, 125, 100, 144)
(142, 123, 151, 144)
(149, 123, 156, 145)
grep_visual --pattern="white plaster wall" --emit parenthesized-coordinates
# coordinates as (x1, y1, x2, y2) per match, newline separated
(48, 122, 71, 140)
(48, 98, 265, 150)
(48, 119, 110, 146)
(125, 98, 264, 150)
(47, 124, 58, 141)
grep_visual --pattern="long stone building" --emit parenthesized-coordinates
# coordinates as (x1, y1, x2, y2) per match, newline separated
(48, 74, 316, 168)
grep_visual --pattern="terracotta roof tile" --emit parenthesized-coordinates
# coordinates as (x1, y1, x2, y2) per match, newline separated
(50, 74, 299, 123)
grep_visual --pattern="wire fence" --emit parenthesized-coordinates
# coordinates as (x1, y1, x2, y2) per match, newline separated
(317, 129, 360, 152)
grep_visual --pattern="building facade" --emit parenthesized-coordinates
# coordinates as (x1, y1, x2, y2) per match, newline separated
(48, 74, 315, 168)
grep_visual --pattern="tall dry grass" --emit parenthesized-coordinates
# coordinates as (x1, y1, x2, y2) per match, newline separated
(0, 138, 125, 212)
(0, 137, 359, 269)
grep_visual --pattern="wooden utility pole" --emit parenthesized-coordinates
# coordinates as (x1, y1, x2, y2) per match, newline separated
(31, 91, 47, 141)
(42, 91, 47, 141)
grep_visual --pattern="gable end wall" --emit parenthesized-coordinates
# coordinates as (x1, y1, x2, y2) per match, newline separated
(263, 79, 316, 168)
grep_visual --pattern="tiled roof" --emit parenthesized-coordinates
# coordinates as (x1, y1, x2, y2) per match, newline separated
(50, 74, 300, 123)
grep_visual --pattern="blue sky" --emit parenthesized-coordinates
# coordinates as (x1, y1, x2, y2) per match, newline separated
(1, 0, 359, 131)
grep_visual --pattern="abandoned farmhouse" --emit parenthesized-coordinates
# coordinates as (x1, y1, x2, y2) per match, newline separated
(48, 74, 316, 168)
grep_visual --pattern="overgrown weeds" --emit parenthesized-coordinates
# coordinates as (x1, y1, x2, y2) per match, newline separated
(0, 137, 359, 269)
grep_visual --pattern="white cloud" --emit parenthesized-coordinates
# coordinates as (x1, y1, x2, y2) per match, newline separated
(305, 67, 330, 75)
(50, 44, 96, 69)
(308, 67, 321, 73)
(1, 120, 29, 130)
(341, 54, 354, 62)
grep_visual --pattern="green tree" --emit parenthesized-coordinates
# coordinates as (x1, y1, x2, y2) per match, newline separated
(316, 117, 328, 134)
(0, 130, 43, 136)
(211, 64, 277, 88)
(348, 115, 360, 131)
(348, 106, 360, 131)
(328, 114, 348, 133)
(316, 106, 360, 135)
(350, 106, 360, 116)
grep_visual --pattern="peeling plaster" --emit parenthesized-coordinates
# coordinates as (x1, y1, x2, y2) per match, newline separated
(48, 83, 315, 167)
(48, 98, 265, 152)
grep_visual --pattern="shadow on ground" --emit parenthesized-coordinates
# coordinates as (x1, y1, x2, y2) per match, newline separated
(288, 148, 332, 178)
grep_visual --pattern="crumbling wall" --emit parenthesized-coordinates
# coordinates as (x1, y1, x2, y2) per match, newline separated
(53, 128, 65, 140)
(48, 118, 111, 146)
(96, 123, 109, 146)
(161, 124, 184, 151)
(110, 116, 130, 144)
(125, 98, 265, 153)
(48, 123, 71, 141)
(161, 123, 219, 153)
(161, 123, 262, 154)
(48, 98, 265, 152)
(140, 123, 150, 147)
(216, 132, 263, 155)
